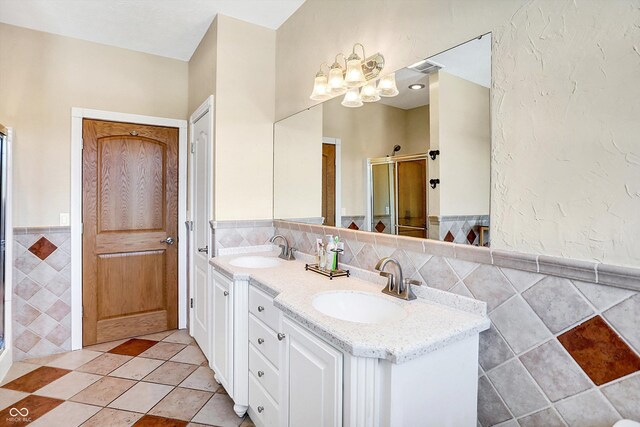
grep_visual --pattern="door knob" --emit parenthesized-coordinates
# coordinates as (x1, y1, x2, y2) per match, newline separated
(257, 406, 264, 413)
(160, 236, 175, 245)
(258, 338, 264, 344)
(198, 246, 208, 253)
(257, 306, 264, 312)
(277, 333, 286, 341)
(223, 291, 229, 296)
(258, 370, 264, 377)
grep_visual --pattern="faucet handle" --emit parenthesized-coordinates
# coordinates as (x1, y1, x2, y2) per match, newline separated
(287, 248, 297, 260)
(379, 271, 395, 291)
(402, 278, 421, 300)
(404, 278, 422, 286)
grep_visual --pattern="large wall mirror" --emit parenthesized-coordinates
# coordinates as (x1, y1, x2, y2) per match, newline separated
(274, 34, 491, 246)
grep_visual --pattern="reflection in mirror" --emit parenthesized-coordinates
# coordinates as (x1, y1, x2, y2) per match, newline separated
(274, 34, 491, 246)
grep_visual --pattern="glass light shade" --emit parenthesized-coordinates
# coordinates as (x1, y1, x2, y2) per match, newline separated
(341, 88, 363, 108)
(328, 66, 346, 95)
(378, 73, 399, 97)
(360, 81, 380, 102)
(345, 58, 366, 87)
(310, 74, 330, 101)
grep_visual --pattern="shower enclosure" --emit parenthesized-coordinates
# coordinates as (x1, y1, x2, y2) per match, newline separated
(366, 154, 428, 238)
(0, 124, 9, 353)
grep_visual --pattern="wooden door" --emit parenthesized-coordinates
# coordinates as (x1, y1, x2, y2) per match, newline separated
(82, 119, 178, 345)
(321, 144, 336, 226)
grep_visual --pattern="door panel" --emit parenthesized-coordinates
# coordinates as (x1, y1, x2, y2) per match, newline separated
(83, 119, 178, 345)
(397, 159, 427, 237)
(191, 108, 212, 356)
(321, 144, 335, 226)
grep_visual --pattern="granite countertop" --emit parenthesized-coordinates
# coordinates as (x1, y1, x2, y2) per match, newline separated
(210, 249, 490, 364)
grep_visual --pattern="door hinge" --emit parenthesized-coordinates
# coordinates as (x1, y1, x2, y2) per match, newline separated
(190, 142, 196, 153)
(190, 298, 194, 308)
(81, 222, 84, 235)
(82, 305, 84, 318)
(81, 138, 84, 150)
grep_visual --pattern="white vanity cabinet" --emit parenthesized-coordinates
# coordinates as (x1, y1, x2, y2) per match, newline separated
(211, 270, 232, 392)
(247, 283, 343, 427)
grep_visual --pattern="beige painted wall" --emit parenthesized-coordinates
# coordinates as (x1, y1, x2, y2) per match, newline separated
(0, 23, 188, 227)
(405, 105, 430, 154)
(274, 105, 323, 219)
(188, 18, 217, 116)
(214, 15, 275, 221)
(437, 72, 490, 216)
(276, 0, 640, 267)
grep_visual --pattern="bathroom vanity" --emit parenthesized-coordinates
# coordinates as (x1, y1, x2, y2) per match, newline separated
(205, 250, 489, 427)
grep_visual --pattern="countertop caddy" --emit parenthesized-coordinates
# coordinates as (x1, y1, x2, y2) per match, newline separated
(208, 248, 490, 426)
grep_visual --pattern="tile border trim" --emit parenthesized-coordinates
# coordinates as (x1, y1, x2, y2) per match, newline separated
(13, 226, 71, 234)
(273, 220, 640, 292)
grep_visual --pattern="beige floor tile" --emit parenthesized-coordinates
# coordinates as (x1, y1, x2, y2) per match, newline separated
(70, 376, 136, 407)
(163, 329, 195, 345)
(46, 349, 102, 369)
(149, 387, 213, 421)
(108, 381, 173, 413)
(77, 353, 133, 375)
(192, 393, 243, 427)
(34, 371, 102, 400)
(179, 366, 217, 392)
(29, 401, 101, 427)
(0, 388, 29, 411)
(108, 357, 164, 380)
(240, 416, 256, 427)
(136, 330, 177, 341)
(83, 338, 129, 353)
(139, 342, 186, 360)
(0, 362, 39, 385)
(143, 361, 198, 386)
(82, 407, 143, 427)
(22, 352, 64, 366)
(171, 345, 207, 365)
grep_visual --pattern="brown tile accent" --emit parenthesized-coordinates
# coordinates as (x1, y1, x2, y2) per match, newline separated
(467, 229, 477, 244)
(133, 414, 188, 427)
(2, 366, 71, 393)
(108, 339, 159, 357)
(558, 316, 640, 385)
(28, 237, 58, 260)
(0, 394, 64, 424)
(375, 221, 386, 233)
(348, 222, 359, 230)
(444, 231, 455, 242)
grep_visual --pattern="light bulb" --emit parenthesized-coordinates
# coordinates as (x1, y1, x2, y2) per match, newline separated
(344, 54, 366, 88)
(378, 73, 399, 97)
(341, 88, 363, 108)
(361, 81, 380, 102)
(328, 65, 346, 95)
(309, 73, 330, 101)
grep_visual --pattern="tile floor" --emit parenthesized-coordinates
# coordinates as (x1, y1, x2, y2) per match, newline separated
(0, 329, 255, 427)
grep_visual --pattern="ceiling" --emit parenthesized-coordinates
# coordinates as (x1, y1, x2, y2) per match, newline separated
(0, 0, 306, 61)
(379, 34, 491, 110)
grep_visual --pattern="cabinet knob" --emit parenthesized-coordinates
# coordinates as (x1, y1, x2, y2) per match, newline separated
(257, 406, 264, 413)
(277, 333, 286, 341)
(258, 305, 264, 312)
(258, 338, 264, 344)
(258, 370, 264, 377)
(223, 291, 229, 296)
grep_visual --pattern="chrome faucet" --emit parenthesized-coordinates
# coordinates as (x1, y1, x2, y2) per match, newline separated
(375, 257, 422, 300)
(269, 234, 296, 260)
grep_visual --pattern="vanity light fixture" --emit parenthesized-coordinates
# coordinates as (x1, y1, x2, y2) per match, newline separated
(408, 83, 425, 90)
(310, 42, 395, 107)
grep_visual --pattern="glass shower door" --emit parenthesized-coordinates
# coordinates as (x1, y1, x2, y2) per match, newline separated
(371, 163, 395, 234)
(396, 159, 427, 238)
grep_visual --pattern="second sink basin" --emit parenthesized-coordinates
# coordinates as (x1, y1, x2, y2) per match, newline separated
(312, 291, 407, 324)
(229, 256, 282, 269)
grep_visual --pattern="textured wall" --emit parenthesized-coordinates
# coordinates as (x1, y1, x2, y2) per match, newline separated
(275, 0, 640, 267)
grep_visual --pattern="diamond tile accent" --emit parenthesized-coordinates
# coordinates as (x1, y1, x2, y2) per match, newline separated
(29, 237, 58, 260)
(522, 277, 593, 334)
(347, 221, 359, 230)
(520, 340, 591, 402)
(108, 339, 158, 357)
(444, 231, 455, 242)
(374, 221, 386, 233)
(0, 394, 64, 423)
(466, 229, 477, 244)
(558, 316, 640, 385)
(2, 366, 71, 393)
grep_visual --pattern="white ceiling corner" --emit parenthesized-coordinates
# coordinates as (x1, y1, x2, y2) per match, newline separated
(0, 0, 306, 61)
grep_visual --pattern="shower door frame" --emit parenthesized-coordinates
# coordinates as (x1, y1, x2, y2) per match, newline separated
(366, 153, 429, 236)
(0, 124, 13, 378)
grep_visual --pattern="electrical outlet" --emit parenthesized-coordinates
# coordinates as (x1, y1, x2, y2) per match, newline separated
(60, 213, 70, 226)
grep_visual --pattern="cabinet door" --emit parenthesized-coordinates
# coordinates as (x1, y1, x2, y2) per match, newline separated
(212, 271, 232, 393)
(283, 317, 342, 427)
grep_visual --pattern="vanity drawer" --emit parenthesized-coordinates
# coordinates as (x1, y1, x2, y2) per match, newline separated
(249, 342, 280, 403)
(249, 313, 281, 368)
(249, 372, 279, 427)
(249, 285, 281, 332)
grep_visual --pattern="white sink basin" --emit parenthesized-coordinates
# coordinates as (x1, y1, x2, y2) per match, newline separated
(312, 291, 407, 324)
(229, 256, 282, 269)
